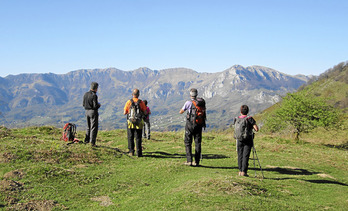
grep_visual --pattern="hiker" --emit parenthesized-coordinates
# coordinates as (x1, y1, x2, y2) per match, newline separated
(233, 105, 259, 176)
(179, 88, 206, 167)
(142, 100, 151, 140)
(124, 88, 147, 157)
(83, 82, 101, 147)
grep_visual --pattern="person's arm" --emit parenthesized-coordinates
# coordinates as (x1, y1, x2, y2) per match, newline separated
(124, 100, 130, 115)
(179, 101, 190, 114)
(253, 124, 259, 132)
(93, 95, 101, 110)
(83, 93, 86, 108)
(249, 117, 259, 132)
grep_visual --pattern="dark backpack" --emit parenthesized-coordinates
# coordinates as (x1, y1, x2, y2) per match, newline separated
(128, 99, 144, 125)
(234, 116, 252, 141)
(61, 123, 77, 142)
(189, 98, 206, 128)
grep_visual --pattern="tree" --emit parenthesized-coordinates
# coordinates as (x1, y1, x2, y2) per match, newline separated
(265, 92, 341, 140)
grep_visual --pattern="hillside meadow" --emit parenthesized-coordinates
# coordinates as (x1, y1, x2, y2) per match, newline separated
(0, 126, 347, 210)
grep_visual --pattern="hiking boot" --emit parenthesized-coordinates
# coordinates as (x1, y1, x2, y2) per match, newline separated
(184, 162, 192, 166)
(240, 172, 249, 177)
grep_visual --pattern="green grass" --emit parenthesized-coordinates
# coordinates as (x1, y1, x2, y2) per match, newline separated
(1, 126, 347, 210)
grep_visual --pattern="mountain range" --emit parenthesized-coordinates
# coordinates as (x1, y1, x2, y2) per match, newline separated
(0, 65, 311, 131)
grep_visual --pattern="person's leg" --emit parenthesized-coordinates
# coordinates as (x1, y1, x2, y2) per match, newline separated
(142, 122, 146, 138)
(237, 140, 244, 174)
(128, 128, 135, 155)
(90, 111, 99, 145)
(84, 111, 91, 143)
(135, 129, 143, 157)
(193, 126, 202, 166)
(241, 143, 252, 175)
(146, 121, 151, 139)
(184, 123, 193, 163)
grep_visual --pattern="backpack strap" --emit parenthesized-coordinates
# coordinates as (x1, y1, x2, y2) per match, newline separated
(243, 116, 254, 136)
(191, 99, 197, 108)
(188, 100, 196, 119)
(130, 98, 142, 107)
(127, 99, 134, 120)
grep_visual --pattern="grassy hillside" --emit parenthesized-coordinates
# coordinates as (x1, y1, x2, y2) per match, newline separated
(1, 126, 347, 210)
(299, 62, 348, 110)
(257, 62, 348, 145)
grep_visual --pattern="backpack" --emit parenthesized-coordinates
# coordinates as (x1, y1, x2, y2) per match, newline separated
(61, 123, 77, 142)
(233, 116, 252, 141)
(128, 99, 144, 125)
(143, 107, 149, 121)
(189, 98, 206, 127)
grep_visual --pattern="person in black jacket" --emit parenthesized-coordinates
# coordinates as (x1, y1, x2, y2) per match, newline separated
(83, 82, 101, 147)
(233, 105, 259, 176)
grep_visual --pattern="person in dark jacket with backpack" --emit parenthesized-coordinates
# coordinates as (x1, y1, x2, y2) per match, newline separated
(124, 89, 147, 157)
(83, 82, 101, 147)
(233, 105, 259, 176)
(179, 88, 206, 167)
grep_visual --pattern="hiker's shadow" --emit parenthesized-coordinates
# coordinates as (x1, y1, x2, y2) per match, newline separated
(262, 167, 317, 175)
(262, 167, 348, 186)
(303, 179, 348, 186)
(143, 151, 229, 160)
(258, 166, 318, 181)
(325, 141, 348, 150)
(200, 165, 239, 170)
(96, 145, 132, 158)
(143, 151, 184, 159)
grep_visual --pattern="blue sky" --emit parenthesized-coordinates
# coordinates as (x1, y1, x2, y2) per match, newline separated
(0, 0, 347, 77)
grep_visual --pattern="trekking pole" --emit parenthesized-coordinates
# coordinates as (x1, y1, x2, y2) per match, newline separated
(253, 144, 256, 177)
(252, 134, 264, 179)
(252, 144, 264, 179)
(252, 134, 257, 177)
(200, 149, 203, 164)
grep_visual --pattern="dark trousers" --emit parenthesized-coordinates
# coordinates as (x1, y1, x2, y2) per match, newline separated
(237, 139, 253, 173)
(184, 122, 202, 164)
(85, 110, 99, 145)
(128, 128, 143, 157)
(142, 120, 151, 139)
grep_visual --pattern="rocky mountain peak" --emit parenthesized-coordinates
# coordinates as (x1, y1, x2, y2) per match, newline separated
(0, 65, 309, 130)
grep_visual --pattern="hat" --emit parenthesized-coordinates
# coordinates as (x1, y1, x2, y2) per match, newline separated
(190, 88, 198, 97)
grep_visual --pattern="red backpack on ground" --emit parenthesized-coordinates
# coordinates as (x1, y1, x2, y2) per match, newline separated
(61, 123, 79, 143)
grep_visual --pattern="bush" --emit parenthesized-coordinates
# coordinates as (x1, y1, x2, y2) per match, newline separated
(264, 92, 341, 139)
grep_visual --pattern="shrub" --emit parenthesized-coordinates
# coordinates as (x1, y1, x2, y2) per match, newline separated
(264, 92, 341, 140)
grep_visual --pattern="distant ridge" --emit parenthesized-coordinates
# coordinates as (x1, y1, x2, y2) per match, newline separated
(0, 65, 310, 130)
